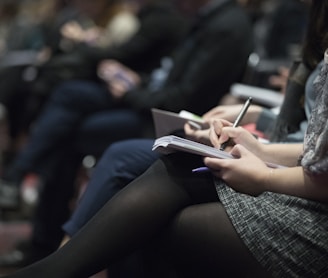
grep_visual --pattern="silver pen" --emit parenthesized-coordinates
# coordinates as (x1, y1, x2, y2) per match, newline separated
(220, 97, 252, 151)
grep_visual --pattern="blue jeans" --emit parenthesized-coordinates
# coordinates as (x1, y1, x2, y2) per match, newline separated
(9, 80, 143, 180)
(63, 138, 160, 235)
(8, 80, 144, 250)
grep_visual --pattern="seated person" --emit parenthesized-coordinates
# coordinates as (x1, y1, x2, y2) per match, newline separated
(62, 56, 319, 242)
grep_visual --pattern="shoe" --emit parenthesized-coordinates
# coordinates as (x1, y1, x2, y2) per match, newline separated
(0, 241, 53, 268)
(0, 179, 20, 209)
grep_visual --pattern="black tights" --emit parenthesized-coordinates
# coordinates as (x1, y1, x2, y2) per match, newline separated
(6, 153, 270, 278)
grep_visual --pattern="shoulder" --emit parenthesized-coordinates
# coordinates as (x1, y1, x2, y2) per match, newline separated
(199, 3, 253, 41)
(208, 2, 251, 27)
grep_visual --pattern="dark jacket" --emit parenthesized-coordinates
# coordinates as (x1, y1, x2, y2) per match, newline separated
(78, 1, 188, 74)
(123, 0, 254, 116)
(29, 1, 187, 100)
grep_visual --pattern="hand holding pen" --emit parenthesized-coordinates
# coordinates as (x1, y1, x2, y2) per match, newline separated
(193, 97, 253, 173)
(219, 97, 252, 150)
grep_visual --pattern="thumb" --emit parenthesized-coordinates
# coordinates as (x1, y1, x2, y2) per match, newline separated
(230, 144, 250, 158)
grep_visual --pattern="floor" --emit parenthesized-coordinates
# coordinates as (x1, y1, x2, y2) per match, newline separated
(0, 220, 31, 276)
(0, 128, 107, 277)
(0, 217, 107, 277)
(0, 172, 107, 278)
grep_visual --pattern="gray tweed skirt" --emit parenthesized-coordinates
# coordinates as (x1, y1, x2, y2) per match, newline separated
(214, 179, 328, 278)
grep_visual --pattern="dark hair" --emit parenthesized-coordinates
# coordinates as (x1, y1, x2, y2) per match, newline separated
(302, 0, 328, 69)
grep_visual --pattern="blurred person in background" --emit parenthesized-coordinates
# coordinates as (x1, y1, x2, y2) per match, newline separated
(0, 0, 140, 168)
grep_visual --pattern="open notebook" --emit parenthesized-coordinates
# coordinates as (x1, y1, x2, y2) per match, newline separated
(151, 108, 206, 137)
(152, 135, 286, 169)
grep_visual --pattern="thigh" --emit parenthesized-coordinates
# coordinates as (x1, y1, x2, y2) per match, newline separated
(49, 80, 113, 112)
(76, 110, 144, 155)
(104, 139, 161, 181)
(166, 202, 271, 278)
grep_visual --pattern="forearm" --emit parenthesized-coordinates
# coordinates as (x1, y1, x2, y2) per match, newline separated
(265, 167, 328, 202)
(260, 143, 303, 167)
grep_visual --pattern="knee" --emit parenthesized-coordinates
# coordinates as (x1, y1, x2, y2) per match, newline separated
(50, 80, 99, 105)
(102, 140, 134, 163)
(98, 139, 156, 180)
(97, 140, 136, 177)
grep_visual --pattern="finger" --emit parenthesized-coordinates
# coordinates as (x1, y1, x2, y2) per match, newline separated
(209, 122, 222, 148)
(210, 120, 233, 147)
(203, 157, 225, 171)
(218, 126, 247, 144)
(187, 121, 202, 130)
(230, 144, 256, 160)
(230, 144, 244, 158)
(184, 122, 197, 136)
(209, 118, 232, 126)
(215, 123, 230, 144)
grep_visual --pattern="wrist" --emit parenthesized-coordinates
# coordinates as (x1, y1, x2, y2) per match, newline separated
(263, 168, 275, 192)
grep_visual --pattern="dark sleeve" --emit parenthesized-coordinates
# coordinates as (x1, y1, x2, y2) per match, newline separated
(264, 1, 308, 58)
(123, 20, 253, 114)
(76, 7, 187, 72)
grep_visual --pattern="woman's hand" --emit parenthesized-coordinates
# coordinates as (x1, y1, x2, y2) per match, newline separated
(204, 144, 270, 196)
(209, 119, 263, 155)
(184, 122, 211, 145)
